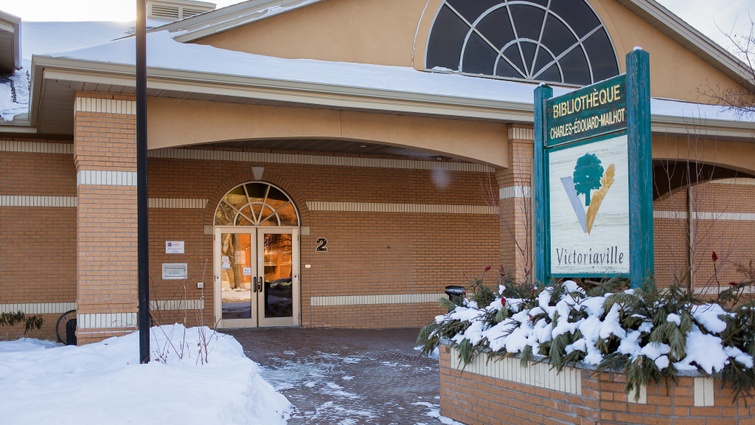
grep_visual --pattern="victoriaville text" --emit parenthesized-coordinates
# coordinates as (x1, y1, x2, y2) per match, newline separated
(555, 246, 625, 266)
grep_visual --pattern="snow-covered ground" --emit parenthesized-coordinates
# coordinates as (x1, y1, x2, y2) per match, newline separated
(0, 325, 291, 425)
(0, 326, 461, 424)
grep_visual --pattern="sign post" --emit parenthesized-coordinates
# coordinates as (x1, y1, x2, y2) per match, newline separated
(534, 50, 653, 288)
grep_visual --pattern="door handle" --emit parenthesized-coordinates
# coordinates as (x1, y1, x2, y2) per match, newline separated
(252, 276, 258, 293)
(257, 278, 263, 293)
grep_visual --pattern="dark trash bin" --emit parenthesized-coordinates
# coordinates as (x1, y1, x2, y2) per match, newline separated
(444, 285, 466, 305)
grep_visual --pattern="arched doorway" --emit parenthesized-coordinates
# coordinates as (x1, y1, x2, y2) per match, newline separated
(212, 182, 300, 328)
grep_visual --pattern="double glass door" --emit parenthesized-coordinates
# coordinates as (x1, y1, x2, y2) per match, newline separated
(214, 227, 299, 328)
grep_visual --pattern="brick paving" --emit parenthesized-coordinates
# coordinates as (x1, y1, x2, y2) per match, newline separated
(226, 328, 445, 424)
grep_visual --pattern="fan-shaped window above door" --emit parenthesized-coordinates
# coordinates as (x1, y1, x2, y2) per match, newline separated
(426, 0, 620, 86)
(214, 182, 300, 227)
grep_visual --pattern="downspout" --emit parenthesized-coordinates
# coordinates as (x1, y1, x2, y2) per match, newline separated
(688, 185, 694, 291)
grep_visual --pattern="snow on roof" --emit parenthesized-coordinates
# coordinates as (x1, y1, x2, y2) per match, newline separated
(1, 23, 751, 126)
(0, 68, 29, 122)
(47, 30, 549, 103)
(0, 19, 162, 123)
(40, 30, 748, 124)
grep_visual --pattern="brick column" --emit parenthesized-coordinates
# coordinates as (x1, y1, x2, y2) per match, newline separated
(74, 93, 139, 344)
(496, 124, 534, 285)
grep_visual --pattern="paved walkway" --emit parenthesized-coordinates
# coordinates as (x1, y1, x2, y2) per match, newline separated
(226, 328, 447, 425)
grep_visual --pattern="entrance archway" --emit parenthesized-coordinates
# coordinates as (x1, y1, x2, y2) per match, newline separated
(213, 182, 301, 328)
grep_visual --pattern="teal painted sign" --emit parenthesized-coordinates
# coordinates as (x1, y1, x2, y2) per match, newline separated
(546, 75, 626, 146)
(534, 50, 654, 288)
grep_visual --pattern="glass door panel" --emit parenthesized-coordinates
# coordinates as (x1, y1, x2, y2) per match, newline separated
(219, 233, 254, 321)
(215, 227, 299, 328)
(262, 233, 293, 319)
(258, 229, 299, 327)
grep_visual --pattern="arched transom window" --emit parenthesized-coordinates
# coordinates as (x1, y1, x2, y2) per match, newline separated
(214, 182, 299, 227)
(426, 0, 620, 86)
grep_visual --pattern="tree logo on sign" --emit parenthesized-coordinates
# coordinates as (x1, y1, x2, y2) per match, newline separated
(561, 153, 616, 234)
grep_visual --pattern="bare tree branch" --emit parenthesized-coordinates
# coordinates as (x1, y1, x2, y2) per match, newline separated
(697, 15, 755, 118)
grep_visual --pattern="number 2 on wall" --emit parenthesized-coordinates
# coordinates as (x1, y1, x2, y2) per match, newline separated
(315, 238, 328, 252)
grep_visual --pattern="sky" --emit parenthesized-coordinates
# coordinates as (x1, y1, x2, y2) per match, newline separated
(0, 0, 751, 54)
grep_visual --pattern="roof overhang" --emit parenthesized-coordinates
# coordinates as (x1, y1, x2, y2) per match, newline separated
(28, 55, 536, 135)
(0, 10, 21, 73)
(24, 54, 755, 141)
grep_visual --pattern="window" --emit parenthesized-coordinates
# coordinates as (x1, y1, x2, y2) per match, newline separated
(426, 0, 620, 85)
(214, 182, 299, 227)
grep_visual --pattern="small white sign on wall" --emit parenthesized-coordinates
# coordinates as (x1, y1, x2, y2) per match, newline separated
(162, 263, 188, 280)
(165, 241, 185, 254)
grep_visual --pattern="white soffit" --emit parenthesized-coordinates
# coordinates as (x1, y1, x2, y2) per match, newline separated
(0, 10, 20, 73)
(29, 55, 755, 141)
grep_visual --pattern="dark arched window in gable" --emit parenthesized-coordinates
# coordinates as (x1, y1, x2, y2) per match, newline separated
(426, 0, 620, 86)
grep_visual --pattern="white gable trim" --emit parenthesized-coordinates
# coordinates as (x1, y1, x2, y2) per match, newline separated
(159, 0, 326, 42)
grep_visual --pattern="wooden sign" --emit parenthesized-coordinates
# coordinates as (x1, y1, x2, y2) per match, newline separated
(534, 50, 653, 287)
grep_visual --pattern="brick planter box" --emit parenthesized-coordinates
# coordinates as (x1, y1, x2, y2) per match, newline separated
(439, 342, 755, 424)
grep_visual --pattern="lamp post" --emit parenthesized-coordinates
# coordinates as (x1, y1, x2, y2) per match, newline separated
(136, 0, 150, 364)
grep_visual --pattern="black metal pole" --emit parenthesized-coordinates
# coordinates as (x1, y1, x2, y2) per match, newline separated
(136, 0, 150, 364)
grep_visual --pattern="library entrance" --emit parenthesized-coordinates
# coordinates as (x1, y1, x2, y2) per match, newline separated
(212, 182, 301, 328)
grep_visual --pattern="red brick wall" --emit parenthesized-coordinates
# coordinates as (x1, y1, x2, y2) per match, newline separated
(497, 125, 535, 284)
(0, 140, 76, 340)
(4, 113, 755, 341)
(73, 93, 139, 344)
(653, 179, 755, 289)
(146, 155, 500, 328)
(439, 345, 755, 425)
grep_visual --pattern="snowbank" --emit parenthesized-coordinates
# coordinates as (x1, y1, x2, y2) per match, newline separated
(0, 325, 291, 425)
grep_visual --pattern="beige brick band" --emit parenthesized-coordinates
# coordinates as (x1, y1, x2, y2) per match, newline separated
(306, 202, 495, 214)
(0, 196, 77, 207)
(76, 170, 138, 186)
(0, 196, 207, 209)
(150, 148, 493, 172)
(449, 346, 582, 395)
(148, 198, 208, 209)
(0, 301, 203, 316)
(311, 293, 446, 306)
(75, 313, 138, 329)
(499, 185, 531, 199)
(654, 210, 755, 221)
(0, 140, 73, 154)
(150, 299, 205, 310)
(0, 302, 77, 314)
(74, 98, 136, 115)
(507, 126, 534, 141)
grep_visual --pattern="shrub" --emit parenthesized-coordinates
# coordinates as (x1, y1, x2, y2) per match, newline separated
(418, 265, 755, 402)
(0, 311, 44, 338)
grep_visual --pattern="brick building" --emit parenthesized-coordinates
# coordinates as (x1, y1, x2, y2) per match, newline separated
(1, 0, 753, 344)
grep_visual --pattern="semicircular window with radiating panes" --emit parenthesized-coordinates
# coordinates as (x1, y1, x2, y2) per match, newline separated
(214, 182, 300, 227)
(426, 0, 620, 86)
